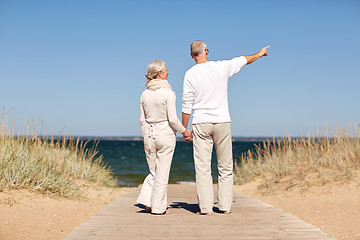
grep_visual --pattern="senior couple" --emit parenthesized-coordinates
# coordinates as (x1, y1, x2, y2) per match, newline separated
(136, 40, 270, 215)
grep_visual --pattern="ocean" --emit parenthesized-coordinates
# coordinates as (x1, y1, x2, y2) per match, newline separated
(90, 138, 267, 187)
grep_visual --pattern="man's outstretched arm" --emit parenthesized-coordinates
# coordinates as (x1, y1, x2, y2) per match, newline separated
(245, 46, 270, 65)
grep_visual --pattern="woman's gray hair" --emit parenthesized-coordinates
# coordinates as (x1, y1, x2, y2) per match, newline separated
(145, 60, 166, 81)
(190, 40, 206, 58)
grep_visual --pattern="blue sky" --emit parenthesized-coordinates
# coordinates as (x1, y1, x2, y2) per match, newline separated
(1, 0, 359, 137)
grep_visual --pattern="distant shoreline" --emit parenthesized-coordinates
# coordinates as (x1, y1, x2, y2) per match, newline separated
(29, 136, 281, 142)
(80, 137, 273, 142)
(25, 136, 347, 143)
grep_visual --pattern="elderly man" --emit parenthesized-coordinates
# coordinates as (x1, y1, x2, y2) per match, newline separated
(182, 40, 269, 215)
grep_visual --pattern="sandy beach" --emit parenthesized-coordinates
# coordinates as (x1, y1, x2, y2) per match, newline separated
(0, 183, 135, 240)
(1, 180, 359, 240)
(235, 180, 360, 240)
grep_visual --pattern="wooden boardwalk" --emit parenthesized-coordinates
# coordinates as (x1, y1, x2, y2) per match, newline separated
(64, 184, 335, 240)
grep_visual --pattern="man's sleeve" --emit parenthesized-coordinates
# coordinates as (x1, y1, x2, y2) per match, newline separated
(182, 72, 194, 114)
(221, 56, 247, 79)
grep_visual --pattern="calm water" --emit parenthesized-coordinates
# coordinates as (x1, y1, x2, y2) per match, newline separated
(91, 139, 266, 187)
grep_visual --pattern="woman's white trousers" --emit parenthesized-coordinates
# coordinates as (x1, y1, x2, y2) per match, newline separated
(136, 122, 176, 214)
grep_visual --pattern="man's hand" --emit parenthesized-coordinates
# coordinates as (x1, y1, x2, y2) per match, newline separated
(182, 129, 192, 143)
(257, 46, 270, 57)
(245, 45, 270, 65)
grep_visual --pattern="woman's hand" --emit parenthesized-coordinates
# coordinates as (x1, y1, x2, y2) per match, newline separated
(182, 129, 192, 143)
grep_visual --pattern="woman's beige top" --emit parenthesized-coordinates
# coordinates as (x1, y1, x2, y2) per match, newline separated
(140, 88, 186, 137)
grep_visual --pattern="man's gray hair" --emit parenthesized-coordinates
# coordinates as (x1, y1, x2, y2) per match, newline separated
(145, 60, 165, 81)
(190, 40, 206, 58)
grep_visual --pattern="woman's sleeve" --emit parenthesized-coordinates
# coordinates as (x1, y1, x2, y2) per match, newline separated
(140, 97, 145, 137)
(166, 91, 186, 133)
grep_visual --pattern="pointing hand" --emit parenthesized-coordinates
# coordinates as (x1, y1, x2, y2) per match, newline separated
(258, 46, 270, 57)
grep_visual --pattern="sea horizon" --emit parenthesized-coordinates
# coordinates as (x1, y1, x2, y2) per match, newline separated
(73, 138, 270, 187)
(32, 135, 281, 142)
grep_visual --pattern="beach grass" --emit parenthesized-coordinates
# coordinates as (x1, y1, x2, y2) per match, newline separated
(0, 110, 118, 197)
(234, 124, 360, 190)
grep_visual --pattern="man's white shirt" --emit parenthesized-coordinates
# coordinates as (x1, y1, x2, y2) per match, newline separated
(182, 56, 247, 124)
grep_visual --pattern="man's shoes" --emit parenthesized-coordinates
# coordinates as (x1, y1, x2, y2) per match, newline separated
(196, 212, 213, 216)
(220, 210, 231, 214)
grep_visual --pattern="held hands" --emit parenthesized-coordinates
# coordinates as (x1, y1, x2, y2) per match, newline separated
(182, 129, 192, 143)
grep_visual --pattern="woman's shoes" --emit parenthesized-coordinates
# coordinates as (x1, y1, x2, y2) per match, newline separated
(146, 205, 170, 215)
(151, 210, 170, 215)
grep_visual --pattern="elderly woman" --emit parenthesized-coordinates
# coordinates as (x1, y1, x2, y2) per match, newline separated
(136, 60, 192, 215)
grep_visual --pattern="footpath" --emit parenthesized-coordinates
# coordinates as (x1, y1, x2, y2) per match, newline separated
(64, 184, 335, 240)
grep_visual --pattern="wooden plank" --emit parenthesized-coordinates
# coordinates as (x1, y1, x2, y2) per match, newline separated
(64, 184, 335, 240)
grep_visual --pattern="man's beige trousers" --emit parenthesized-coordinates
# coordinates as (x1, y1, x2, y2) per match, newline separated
(136, 122, 176, 214)
(193, 122, 233, 213)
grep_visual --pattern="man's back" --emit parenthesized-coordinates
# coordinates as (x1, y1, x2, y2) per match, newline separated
(182, 56, 247, 124)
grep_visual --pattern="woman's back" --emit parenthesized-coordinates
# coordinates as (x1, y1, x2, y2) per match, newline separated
(141, 88, 172, 124)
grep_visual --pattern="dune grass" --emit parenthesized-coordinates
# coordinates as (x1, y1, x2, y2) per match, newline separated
(0, 111, 118, 197)
(234, 125, 360, 190)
